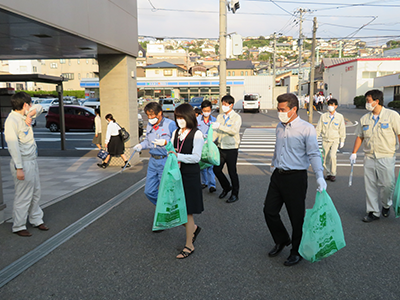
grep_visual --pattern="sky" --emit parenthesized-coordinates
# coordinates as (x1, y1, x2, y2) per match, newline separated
(137, 0, 400, 46)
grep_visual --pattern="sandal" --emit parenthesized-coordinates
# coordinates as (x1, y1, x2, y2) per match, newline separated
(192, 226, 202, 243)
(176, 246, 194, 259)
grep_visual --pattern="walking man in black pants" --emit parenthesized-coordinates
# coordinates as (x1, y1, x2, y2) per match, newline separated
(264, 93, 326, 266)
(212, 95, 242, 203)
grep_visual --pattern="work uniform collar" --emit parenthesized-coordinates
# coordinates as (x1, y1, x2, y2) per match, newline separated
(224, 109, 234, 118)
(283, 116, 300, 127)
(151, 116, 165, 131)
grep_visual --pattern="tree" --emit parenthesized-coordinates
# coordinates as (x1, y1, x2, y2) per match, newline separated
(139, 41, 149, 50)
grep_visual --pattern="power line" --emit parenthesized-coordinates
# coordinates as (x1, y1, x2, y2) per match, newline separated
(245, 0, 400, 7)
(269, 0, 295, 16)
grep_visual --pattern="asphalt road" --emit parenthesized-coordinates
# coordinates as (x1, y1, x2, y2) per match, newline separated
(1, 106, 399, 299)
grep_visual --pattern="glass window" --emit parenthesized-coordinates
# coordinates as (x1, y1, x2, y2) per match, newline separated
(60, 59, 66, 64)
(86, 59, 89, 64)
(241, 71, 244, 76)
(78, 73, 81, 79)
(32, 66, 37, 73)
(232, 71, 235, 76)
(164, 69, 173, 76)
(200, 88, 209, 94)
(50, 63, 58, 69)
(228, 71, 231, 76)
(245, 71, 248, 76)
(77, 59, 80, 64)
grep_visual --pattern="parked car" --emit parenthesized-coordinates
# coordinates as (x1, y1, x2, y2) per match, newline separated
(82, 98, 100, 109)
(189, 97, 204, 109)
(39, 98, 58, 112)
(243, 93, 260, 113)
(159, 98, 177, 112)
(45, 105, 95, 132)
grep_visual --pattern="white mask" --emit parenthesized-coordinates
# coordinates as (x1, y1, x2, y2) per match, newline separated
(365, 102, 376, 112)
(222, 105, 231, 113)
(148, 117, 158, 125)
(177, 119, 186, 129)
(327, 106, 335, 112)
(278, 109, 292, 123)
(203, 112, 211, 117)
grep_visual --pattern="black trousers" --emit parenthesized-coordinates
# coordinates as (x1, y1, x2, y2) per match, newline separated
(263, 169, 307, 255)
(213, 148, 239, 196)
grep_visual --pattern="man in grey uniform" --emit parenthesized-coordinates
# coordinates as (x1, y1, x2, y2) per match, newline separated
(350, 89, 400, 222)
(5, 92, 49, 236)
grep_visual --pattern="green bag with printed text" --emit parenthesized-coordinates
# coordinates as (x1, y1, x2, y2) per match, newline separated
(392, 169, 400, 218)
(299, 190, 346, 262)
(199, 126, 220, 170)
(152, 142, 187, 231)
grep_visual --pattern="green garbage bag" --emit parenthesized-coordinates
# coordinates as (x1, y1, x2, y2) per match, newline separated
(392, 169, 400, 218)
(299, 190, 346, 262)
(152, 142, 188, 231)
(200, 126, 220, 170)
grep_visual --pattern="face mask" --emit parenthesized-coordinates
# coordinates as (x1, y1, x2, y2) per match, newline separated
(365, 101, 376, 112)
(327, 106, 335, 112)
(203, 112, 211, 117)
(149, 117, 158, 125)
(177, 119, 186, 128)
(278, 109, 292, 123)
(222, 105, 231, 113)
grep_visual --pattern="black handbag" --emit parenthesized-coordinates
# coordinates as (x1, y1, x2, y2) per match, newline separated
(117, 123, 130, 142)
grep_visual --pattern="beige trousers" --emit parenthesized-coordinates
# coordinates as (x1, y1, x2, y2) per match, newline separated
(10, 159, 43, 232)
(364, 156, 395, 217)
(322, 140, 339, 176)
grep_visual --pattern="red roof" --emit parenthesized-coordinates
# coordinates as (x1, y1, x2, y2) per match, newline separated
(325, 57, 400, 69)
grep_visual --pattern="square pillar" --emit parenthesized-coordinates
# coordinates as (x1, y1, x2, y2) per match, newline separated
(98, 54, 139, 166)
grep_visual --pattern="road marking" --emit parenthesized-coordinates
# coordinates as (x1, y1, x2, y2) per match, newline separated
(35, 138, 92, 142)
(0, 177, 147, 288)
(75, 147, 98, 150)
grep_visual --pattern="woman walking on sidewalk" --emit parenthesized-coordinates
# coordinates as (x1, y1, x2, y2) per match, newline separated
(92, 109, 102, 150)
(97, 113, 130, 169)
(169, 103, 204, 259)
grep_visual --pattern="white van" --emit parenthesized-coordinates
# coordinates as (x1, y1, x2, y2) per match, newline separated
(243, 94, 260, 113)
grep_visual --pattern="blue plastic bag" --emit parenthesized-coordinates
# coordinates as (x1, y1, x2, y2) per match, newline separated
(299, 190, 346, 262)
(200, 126, 220, 170)
(152, 142, 188, 231)
(392, 169, 400, 218)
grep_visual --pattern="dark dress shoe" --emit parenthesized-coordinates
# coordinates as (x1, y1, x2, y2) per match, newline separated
(202, 184, 207, 189)
(14, 230, 32, 237)
(284, 254, 302, 266)
(330, 176, 336, 182)
(35, 224, 49, 231)
(382, 207, 390, 218)
(209, 187, 216, 193)
(268, 239, 291, 257)
(325, 175, 332, 180)
(219, 188, 232, 199)
(362, 212, 380, 222)
(226, 195, 238, 203)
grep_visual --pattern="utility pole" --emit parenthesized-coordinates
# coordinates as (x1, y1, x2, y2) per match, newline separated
(273, 32, 277, 86)
(219, 0, 227, 108)
(297, 8, 305, 98)
(308, 17, 317, 124)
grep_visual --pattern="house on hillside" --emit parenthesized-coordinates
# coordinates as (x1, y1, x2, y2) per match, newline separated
(225, 60, 254, 76)
(143, 61, 186, 78)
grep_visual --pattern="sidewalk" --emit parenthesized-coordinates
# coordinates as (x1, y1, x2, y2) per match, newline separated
(1, 154, 118, 222)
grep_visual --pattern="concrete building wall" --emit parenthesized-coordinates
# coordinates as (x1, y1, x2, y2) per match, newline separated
(0, 0, 138, 56)
(145, 69, 180, 78)
(243, 76, 274, 109)
(374, 72, 400, 105)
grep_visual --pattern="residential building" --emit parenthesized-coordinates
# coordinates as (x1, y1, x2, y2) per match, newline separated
(143, 61, 186, 78)
(226, 60, 254, 76)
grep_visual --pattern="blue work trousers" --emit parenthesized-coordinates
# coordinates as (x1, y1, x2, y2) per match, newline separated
(144, 156, 167, 205)
(201, 166, 216, 188)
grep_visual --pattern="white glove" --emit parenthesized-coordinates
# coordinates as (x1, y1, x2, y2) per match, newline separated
(339, 142, 345, 149)
(133, 144, 142, 152)
(350, 153, 357, 164)
(152, 139, 166, 146)
(270, 165, 275, 173)
(212, 122, 220, 130)
(316, 177, 327, 192)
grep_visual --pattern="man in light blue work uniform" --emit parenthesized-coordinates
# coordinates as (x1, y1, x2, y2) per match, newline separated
(134, 102, 178, 205)
(197, 100, 217, 193)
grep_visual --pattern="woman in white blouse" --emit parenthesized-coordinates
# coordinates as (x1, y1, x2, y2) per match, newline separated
(169, 103, 205, 259)
(97, 113, 130, 169)
(92, 109, 102, 150)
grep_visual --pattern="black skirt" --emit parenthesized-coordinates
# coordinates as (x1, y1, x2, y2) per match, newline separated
(107, 135, 124, 156)
(181, 164, 204, 215)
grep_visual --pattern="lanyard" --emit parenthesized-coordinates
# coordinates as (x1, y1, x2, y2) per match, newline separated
(177, 129, 191, 153)
(223, 115, 230, 126)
